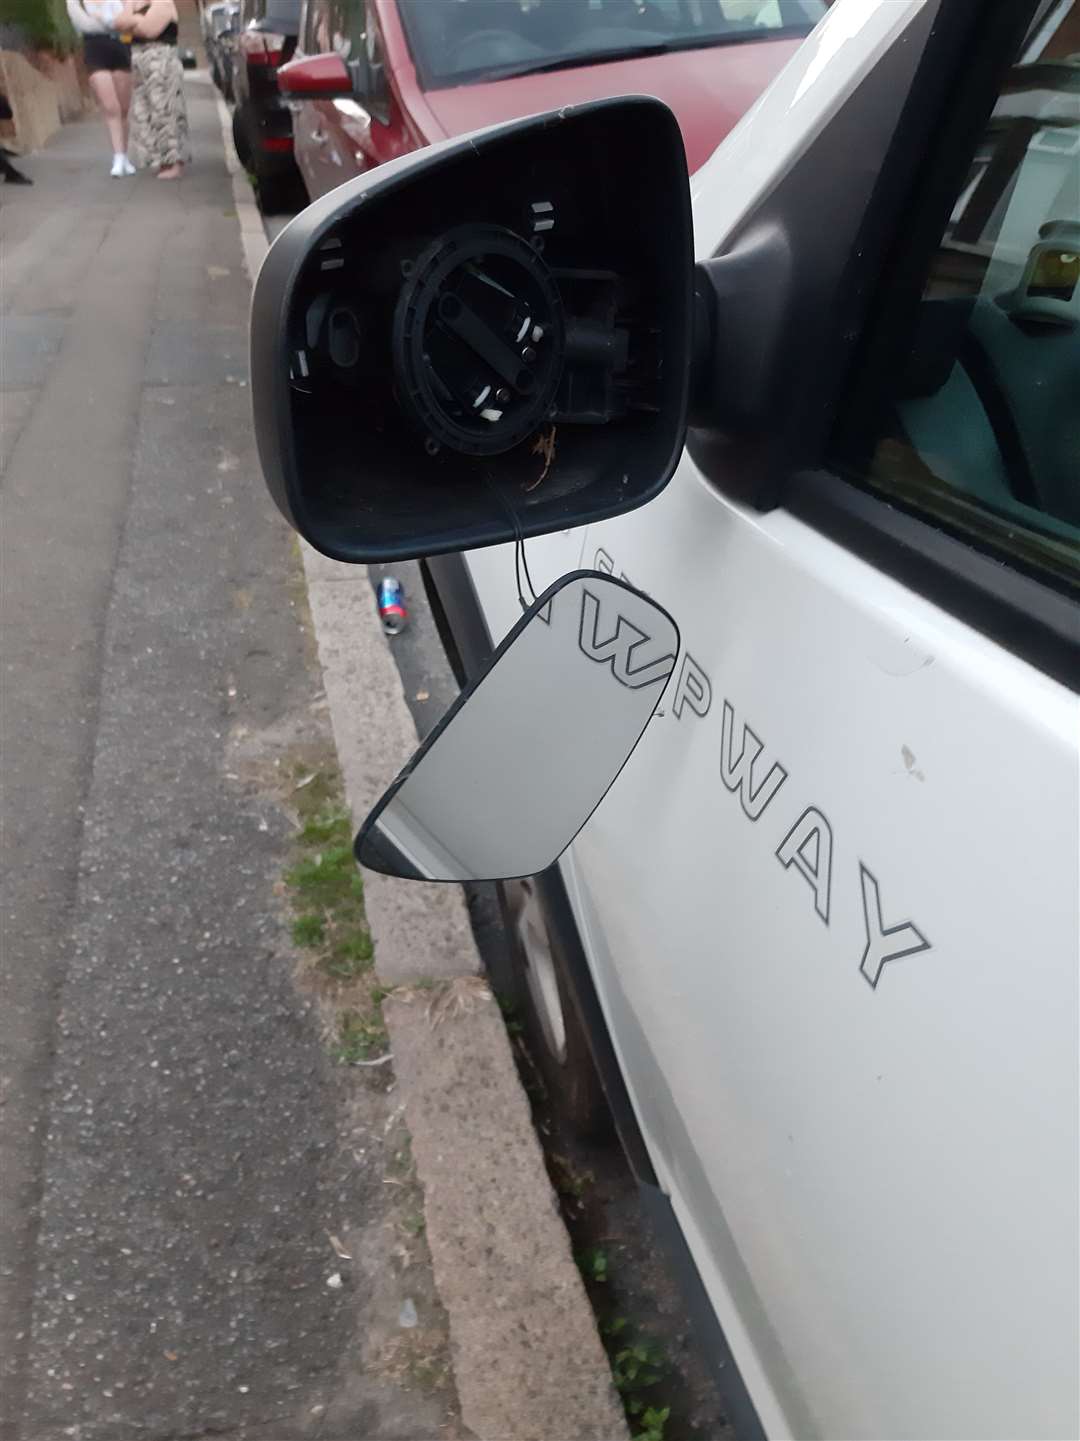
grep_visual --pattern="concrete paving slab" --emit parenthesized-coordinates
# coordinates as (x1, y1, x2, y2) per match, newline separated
(7, 211, 112, 319)
(1, 313, 68, 388)
(1, 211, 75, 307)
(0, 388, 37, 475)
(144, 322, 249, 385)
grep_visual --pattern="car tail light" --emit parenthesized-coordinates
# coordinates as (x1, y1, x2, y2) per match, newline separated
(241, 29, 285, 66)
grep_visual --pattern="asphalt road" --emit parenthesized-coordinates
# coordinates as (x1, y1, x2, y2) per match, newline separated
(0, 86, 453, 1441)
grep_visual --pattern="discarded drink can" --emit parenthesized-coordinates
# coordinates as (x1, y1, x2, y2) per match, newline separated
(377, 576, 408, 635)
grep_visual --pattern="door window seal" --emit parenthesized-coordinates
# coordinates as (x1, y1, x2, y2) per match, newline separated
(786, 469, 1079, 691)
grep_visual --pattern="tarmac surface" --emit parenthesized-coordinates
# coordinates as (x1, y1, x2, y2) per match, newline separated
(1, 83, 457, 1441)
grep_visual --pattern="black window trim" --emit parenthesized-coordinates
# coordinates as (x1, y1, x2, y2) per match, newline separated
(787, 469, 1079, 691)
(793, 0, 1078, 691)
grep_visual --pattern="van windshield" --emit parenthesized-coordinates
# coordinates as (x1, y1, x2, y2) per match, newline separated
(398, 0, 826, 88)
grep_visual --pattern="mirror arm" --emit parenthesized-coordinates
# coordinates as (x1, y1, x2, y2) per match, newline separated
(688, 265, 716, 428)
(687, 224, 793, 437)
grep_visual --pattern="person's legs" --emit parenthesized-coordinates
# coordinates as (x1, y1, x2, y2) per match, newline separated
(113, 68, 133, 160)
(130, 48, 156, 171)
(144, 46, 187, 180)
(88, 70, 124, 156)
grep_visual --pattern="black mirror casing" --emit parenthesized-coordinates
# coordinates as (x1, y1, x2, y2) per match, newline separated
(250, 97, 693, 562)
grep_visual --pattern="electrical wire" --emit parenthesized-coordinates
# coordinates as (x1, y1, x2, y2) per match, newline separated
(519, 536, 539, 606)
(482, 471, 538, 612)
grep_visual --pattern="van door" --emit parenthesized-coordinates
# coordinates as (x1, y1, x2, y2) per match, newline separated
(465, 3, 1079, 1436)
(566, 13, 1079, 1440)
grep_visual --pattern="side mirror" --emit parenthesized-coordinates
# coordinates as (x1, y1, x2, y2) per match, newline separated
(250, 97, 693, 562)
(277, 52, 353, 99)
(355, 572, 678, 881)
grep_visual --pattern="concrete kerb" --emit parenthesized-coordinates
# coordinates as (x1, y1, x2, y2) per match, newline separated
(216, 97, 628, 1440)
(301, 547, 481, 986)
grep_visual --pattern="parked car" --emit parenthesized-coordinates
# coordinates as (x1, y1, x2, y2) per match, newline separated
(230, 0, 303, 212)
(278, 0, 826, 202)
(206, 1, 240, 100)
(252, 0, 1080, 1436)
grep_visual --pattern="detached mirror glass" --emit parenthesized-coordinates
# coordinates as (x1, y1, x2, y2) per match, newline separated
(356, 572, 679, 882)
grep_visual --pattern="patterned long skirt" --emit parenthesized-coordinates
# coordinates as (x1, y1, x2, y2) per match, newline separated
(131, 42, 190, 169)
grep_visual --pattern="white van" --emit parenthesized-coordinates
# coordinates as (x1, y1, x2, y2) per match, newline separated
(252, 1, 1080, 1434)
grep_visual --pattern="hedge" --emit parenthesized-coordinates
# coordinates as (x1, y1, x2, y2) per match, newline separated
(0, 0, 78, 54)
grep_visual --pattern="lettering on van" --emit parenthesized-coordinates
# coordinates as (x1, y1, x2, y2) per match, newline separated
(595, 548, 932, 988)
(578, 587, 676, 690)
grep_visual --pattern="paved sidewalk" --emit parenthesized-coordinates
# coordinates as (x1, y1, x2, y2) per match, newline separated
(220, 105, 627, 1441)
(1, 83, 457, 1441)
(2, 57, 627, 1441)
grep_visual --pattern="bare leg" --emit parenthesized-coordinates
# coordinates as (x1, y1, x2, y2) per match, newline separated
(88, 70, 124, 155)
(113, 69, 133, 154)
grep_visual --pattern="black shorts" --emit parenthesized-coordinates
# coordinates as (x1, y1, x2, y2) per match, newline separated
(83, 34, 131, 74)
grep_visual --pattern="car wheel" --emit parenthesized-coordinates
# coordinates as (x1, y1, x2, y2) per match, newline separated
(256, 173, 302, 216)
(231, 107, 253, 171)
(497, 875, 610, 1139)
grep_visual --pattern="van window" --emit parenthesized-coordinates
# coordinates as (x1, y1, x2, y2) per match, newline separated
(835, 4, 1080, 593)
(397, 0, 826, 88)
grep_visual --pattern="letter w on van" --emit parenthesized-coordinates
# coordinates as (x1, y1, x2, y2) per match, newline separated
(578, 587, 677, 690)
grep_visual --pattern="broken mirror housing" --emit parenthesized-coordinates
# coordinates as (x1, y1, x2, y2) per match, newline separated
(250, 97, 693, 562)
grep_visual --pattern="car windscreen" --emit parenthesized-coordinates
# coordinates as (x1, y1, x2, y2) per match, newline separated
(398, 0, 827, 89)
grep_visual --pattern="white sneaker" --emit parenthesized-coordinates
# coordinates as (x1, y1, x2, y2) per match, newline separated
(110, 154, 125, 177)
(122, 156, 136, 175)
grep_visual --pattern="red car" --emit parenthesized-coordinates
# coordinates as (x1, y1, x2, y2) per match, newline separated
(278, 0, 825, 202)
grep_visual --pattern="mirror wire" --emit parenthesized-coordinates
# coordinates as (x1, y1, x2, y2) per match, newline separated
(481, 472, 538, 611)
(513, 540, 528, 613)
(515, 536, 539, 611)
